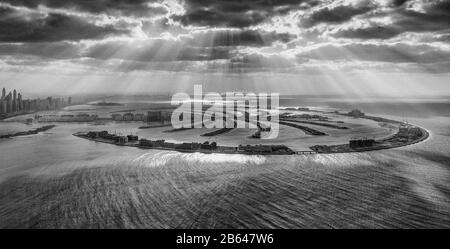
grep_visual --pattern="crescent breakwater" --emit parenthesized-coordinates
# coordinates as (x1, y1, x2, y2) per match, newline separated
(72, 106, 429, 155)
(73, 121, 429, 156)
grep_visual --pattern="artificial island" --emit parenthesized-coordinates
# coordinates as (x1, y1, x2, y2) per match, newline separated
(73, 108, 429, 155)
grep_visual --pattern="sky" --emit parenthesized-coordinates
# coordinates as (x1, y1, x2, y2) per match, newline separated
(0, 0, 449, 97)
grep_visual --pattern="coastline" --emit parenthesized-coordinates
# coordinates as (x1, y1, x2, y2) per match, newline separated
(0, 125, 56, 139)
(72, 132, 295, 155)
(310, 126, 429, 154)
(0, 111, 37, 121)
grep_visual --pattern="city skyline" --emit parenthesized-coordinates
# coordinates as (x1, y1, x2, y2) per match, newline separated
(0, 0, 449, 96)
(0, 86, 71, 118)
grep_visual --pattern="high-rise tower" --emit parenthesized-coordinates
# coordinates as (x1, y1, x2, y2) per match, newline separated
(18, 93, 22, 112)
(0, 88, 4, 115)
(12, 89, 17, 112)
(6, 92, 12, 113)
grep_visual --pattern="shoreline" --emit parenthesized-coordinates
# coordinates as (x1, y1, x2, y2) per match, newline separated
(311, 126, 429, 154)
(0, 125, 56, 139)
(0, 111, 38, 121)
(72, 132, 295, 155)
(305, 111, 430, 154)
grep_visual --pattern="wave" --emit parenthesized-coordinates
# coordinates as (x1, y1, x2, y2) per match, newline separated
(133, 151, 267, 168)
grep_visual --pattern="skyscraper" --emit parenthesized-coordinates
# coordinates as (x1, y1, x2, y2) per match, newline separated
(12, 89, 17, 112)
(18, 93, 22, 112)
(0, 87, 4, 115)
(2, 88, 5, 99)
(0, 99, 5, 114)
(0, 94, 4, 115)
(6, 92, 12, 113)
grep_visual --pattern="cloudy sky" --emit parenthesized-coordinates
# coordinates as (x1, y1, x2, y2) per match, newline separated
(0, 0, 449, 96)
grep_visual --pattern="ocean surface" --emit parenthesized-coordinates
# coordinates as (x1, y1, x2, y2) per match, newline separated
(0, 97, 449, 228)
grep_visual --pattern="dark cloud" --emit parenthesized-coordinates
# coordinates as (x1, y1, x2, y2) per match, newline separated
(0, 42, 82, 59)
(0, 0, 449, 74)
(84, 39, 232, 62)
(301, 2, 375, 27)
(172, 0, 317, 28)
(0, 0, 167, 17)
(223, 53, 295, 73)
(391, 0, 410, 7)
(333, 26, 401, 40)
(0, 6, 128, 42)
(333, 0, 450, 39)
(298, 43, 450, 64)
(0, 29, 294, 63)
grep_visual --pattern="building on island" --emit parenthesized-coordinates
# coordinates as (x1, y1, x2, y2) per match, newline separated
(398, 123, 422, 140)
(147, 111, 162, 122)
(36, 113, 97, 122)
(127, 135, 138, 141)
(348, 109, 365, 118)
(123, 113, 134, 121)
(117, 136, 128, 144)
(110, 113, 150, 122)
(134, 113, 145, 121)
(349, 138, 375, 148)
(111, 114, 123, 121)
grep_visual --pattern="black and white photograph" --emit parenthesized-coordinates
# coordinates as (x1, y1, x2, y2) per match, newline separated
(0, 0, 449, 234)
